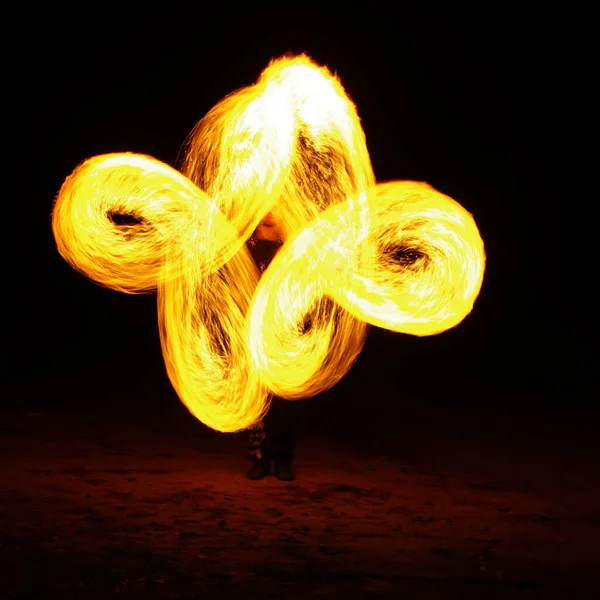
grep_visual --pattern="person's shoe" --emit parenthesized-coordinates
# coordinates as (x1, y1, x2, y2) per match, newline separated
(275, 462, 295, 481)
(246, 458, 270, 480)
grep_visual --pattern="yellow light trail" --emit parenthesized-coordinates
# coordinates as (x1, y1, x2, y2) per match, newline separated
(52, 54, 485, 432)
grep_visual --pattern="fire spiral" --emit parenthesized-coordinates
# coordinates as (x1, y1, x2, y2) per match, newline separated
(52, 55, 485, 433)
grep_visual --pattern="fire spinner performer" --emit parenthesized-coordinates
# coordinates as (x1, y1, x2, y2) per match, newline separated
(51, 54, 486, 482)
(244, 212, 295, 480)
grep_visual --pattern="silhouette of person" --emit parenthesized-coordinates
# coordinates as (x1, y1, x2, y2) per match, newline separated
(245, 212, 296, 481)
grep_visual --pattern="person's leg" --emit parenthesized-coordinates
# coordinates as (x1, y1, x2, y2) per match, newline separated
(264, 397, 296, 480)
(246, 419, 271, 479)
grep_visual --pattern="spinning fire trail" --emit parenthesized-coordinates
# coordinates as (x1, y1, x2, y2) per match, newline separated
(51, 55, 486, 433)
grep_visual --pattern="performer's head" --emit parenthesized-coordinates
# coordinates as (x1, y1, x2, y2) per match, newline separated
(254, 211, 285, 241)
(260, 212, 276, 227)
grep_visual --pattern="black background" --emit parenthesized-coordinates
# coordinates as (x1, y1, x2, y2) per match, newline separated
(5, 7, 596, 420)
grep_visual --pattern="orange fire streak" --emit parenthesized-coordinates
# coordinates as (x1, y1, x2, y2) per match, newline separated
(52, 55, 485, 432)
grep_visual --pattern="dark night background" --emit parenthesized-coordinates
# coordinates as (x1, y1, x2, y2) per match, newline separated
(5, 8, 595, 419)
(1, 7, 598, 599)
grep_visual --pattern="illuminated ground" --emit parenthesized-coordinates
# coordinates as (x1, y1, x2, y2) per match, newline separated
(1, 391, 598, 599)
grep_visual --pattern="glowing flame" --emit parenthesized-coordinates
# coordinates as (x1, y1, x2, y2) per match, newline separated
(52, 54, 485, 433)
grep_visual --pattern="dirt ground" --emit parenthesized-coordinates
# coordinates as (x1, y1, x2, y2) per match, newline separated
(1, 397, 599, 599)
